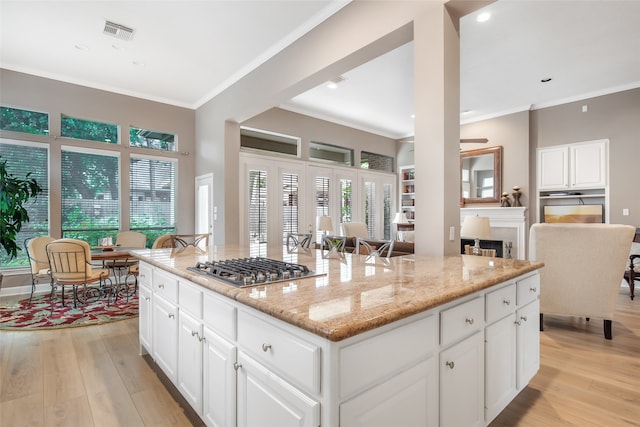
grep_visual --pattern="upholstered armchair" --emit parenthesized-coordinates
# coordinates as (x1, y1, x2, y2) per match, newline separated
(529, 223, 635, 339)
(341, 222, 369, 239)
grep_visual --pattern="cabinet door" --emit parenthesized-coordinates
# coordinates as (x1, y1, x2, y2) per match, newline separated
(485, 313, 517, 424)
(236, 351, 319, 427)
(178, 310, 203, 415)
(571, 141, 606, 189)
(153, 295, 178, 384)
(203, 327, 237, 427)
(538, 147, 569, 190)
(516, 299, 540, 389)
(138, 283, 152, 355)
(340, 356, 437, 427)
(440, 332, 484, 427)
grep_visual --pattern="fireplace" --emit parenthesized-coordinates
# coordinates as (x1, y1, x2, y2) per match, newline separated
(461, 239, 504, 258)
(460, 207, 527, 260)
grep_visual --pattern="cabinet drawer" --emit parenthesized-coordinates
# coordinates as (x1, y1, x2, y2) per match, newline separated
(440, 296, 484, 347)
(486, 283, 516, 324)
(238, 311, 320, 395)
(179, 280, 203, 319)
(517, 274, 540, 307)
(203, 291, 237, 341)
(153, 269, 178, 304)
(340, 314, 437, 399)
(138, 262, 152, 288)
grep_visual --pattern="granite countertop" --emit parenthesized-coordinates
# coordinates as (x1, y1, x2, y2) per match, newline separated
(132, 246, 543, 342)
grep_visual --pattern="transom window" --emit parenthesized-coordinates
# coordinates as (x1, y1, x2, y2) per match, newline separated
(61, 115, 119, 144)
(1, 106, 49, 135)
(130, 127, 176, 151)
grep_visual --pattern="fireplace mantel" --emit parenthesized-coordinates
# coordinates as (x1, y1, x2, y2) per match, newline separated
(460, 207, 528, 259)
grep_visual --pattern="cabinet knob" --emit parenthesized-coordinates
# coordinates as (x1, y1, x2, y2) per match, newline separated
(199, 336, 206, 343)
(515, 320, 521, 326)
(233, 362, 242, 371)
(530, 287, 537, 292)
(262, 343, 272, 352)
(158, 284, 165, 289)
(144, 297, 150, 301)
(465, 317, 474, 325)
(191, 330, 200, 339)
(445, 361, 455, 369)
(520, 315, 528, 322)
(168, 313, 175, 319)
(502, 299, 511, 306)
(140, 274, 146, 278)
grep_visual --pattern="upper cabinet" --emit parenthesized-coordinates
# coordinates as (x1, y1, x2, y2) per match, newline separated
(537, 140, 608, 191)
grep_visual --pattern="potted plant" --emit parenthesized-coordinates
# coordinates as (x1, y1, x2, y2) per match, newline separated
(0, 155, 43, 288)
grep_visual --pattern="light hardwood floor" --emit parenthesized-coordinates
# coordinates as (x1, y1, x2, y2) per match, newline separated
(1, 285, 638, 426)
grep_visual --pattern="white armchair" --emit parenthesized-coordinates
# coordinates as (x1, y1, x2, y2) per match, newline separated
(529, 223, 635, 339)
(341, 221, 369, 239)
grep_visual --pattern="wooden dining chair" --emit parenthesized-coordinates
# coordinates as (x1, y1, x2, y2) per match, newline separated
(46, 239, 110, 310)
(112, 231, 147, 296)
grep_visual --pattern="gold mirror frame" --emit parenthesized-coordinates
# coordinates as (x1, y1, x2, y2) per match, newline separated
(460, 145, 503, 204)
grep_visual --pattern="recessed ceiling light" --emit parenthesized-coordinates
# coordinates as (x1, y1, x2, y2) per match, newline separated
(327, 82, 338, 89)
(477, 12, 491, 23)
(75, 44, 89, 51)
(326, 76, 345, 89)
(541, 78, 552, 83)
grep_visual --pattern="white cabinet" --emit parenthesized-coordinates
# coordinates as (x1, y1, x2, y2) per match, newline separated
(236, 351, 320, 427)
(138, 283, 153, 355)
(440, 331, 484, 427)
(516, 299, 540, 389)
(340, 356, 437, 427)
(537, 140, 607, 191)
(178, 310, 204, 414)
(485, 313, 517, 423)
(203, 326, 237, 427)
(153, 294, 178, 383)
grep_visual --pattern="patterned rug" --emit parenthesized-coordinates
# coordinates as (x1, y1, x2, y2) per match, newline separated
(0, 292, 138, 330)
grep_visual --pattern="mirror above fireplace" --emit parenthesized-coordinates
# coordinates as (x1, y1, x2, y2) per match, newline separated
(460, 145, 503, 205)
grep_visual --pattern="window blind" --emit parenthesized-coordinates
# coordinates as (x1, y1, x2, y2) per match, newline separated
(0, 140, 49, 267)
(282, 172, 299, 242)
(340, 178, 352, 224)
(364, 181, 376, 238)
(130, 156, 176, 241)
(61, 148, 119, 244)
(248, 169, 268, 245)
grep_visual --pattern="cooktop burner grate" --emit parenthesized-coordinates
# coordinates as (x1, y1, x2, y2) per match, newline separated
(187, 257, 322, 287)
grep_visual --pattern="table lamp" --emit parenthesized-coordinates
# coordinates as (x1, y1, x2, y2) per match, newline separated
(317, 216, 333, 236)
(460, 215, 491, 256)
(392, 212, 409, 240)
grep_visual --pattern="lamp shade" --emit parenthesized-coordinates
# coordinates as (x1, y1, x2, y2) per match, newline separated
(460, 215, 491, 239)
(316, 215, 333, 232)
(392, 212, 409, 224)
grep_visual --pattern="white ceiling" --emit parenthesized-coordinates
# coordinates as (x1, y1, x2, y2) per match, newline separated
(2, 1, 640, 140)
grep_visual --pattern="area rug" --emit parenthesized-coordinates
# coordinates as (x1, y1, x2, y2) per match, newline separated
(0, 293, 138, 330)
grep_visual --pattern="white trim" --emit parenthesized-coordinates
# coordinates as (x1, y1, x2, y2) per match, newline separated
(460, 207, 528, 260)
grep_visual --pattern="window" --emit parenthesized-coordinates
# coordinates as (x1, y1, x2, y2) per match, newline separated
(130, 156, 177, 245)
(0, 140, 49, 268)
(61, 147, 120, 244)
(248, 169, 268, 246)
(340, 178, 352, 224)
(314, 176, 330, 243)
(241, 127, 299, 157)
(61, 115, 119, 144)
(310, 141, 353, 166)
(361, 151, 394, 172)
(282, 172, 299, 243)
(130, 127, 176, 151)
(364, 181, 376, 237)
(1, 106, 49, 135)
(383, 182, 392, 240)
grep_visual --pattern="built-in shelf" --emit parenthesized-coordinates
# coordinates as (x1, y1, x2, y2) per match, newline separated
(399, 165, 416, 223)
(539, 194, 606, 200)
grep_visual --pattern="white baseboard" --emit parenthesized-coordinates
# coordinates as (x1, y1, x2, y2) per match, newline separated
(0, 283, 50, 297)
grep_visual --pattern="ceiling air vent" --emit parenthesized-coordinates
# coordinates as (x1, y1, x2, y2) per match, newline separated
(103, 20, 135, 41)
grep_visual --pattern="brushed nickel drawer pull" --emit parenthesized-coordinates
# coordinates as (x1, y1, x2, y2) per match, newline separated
(233, 362, 242, 371)
(503, 299, 511, 305)
(446, 361, 455, 369)
(158, 284, 165, 289)
(168, 313, 175, 319)
(530, 287, 537, 292)
(465, 317, 474, 325)
(520, 315, 528, 322)
(262, 343, 272, 352)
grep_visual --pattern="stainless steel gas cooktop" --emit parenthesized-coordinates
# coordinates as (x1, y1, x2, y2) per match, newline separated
(187, 257, 323, 287)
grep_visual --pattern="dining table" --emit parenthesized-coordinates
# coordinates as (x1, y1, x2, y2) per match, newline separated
(90, 246, 140, 301)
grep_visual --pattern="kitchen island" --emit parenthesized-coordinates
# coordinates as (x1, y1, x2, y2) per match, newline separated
(133, 245, 543, 427)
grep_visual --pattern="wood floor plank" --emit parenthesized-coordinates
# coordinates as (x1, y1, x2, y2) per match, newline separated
(0, 391, 44, 427)
(0, 331, 43, 403)
(44, 395, 94, 427)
